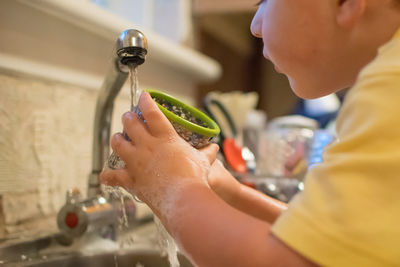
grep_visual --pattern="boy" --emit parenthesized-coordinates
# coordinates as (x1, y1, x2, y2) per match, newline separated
(101, 0, 400, 266)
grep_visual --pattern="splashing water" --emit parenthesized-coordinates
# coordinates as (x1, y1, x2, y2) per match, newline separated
(102, 65, 181, 267)
(154, 216, 180, 267)
(130, 64, 180, 267)
(101, 185, 135, 228)
(101, 184, 181, 267)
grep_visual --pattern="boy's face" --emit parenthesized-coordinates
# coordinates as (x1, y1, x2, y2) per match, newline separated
(251, 0, 357, 99)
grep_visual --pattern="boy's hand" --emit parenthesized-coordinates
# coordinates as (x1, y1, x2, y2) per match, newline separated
(198, 152, 287, 223)
(200, 157, 241, 204)
(187, 139, 241, 204)
(100, 92, 218, 218)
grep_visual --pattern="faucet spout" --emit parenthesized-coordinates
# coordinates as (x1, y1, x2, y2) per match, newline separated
(117, 29, 148, 66)
(88, 29, 148, 198)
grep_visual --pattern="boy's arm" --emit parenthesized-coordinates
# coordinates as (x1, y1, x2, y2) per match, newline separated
(158, 182, 315, 267)
(102, 171, 315, 267)
(100, 92, 316, 267)
(205, 159, 287, 224)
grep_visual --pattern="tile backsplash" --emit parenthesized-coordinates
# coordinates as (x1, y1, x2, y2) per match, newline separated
(0, 73, 130, 238)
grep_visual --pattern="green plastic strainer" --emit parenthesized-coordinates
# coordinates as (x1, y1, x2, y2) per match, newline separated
(146, 89, 220, 148)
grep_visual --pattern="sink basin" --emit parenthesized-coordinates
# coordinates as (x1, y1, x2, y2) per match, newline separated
(1, 222, 193, 267)
(18, 249, 194, 267)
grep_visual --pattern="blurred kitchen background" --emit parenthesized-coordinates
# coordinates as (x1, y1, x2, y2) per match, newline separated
(0, 0, 339, 244)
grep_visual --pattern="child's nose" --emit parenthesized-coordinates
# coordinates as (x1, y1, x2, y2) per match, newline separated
(250, 10, 262, 38)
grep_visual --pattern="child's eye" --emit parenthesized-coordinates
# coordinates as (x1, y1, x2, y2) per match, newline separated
(255, 0, 266, 6)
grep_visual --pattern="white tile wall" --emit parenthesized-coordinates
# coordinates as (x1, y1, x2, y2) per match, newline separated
(0, 73, 131, 238)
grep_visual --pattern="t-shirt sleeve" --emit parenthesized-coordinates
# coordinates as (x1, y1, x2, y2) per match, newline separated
(271, 70, 400, 267)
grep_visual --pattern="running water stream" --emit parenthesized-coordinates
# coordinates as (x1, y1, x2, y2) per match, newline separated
(103, 64, 180, 267)
(128, 64, 140, 112)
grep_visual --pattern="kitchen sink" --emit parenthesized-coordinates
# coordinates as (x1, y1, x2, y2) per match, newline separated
(12, 249, 194, 267)
(1, 222, 194, 267)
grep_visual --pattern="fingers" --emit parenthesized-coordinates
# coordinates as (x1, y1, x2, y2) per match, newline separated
(100, 169, 133, 189)
(199, 143, 220, 164)
(111, 133, 135, 162)
(122, 111, 148, 144)
(138, 92, 175, 137)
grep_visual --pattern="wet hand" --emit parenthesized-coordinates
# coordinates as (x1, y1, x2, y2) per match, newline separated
(197, 145, 240, 202)
(100, 92, 218, 215)
(204, 159, 241, 203)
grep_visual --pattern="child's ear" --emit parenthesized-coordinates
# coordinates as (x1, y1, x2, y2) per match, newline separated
(337, 0, 366, 28)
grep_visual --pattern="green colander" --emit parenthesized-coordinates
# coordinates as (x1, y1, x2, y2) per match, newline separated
(146, 89, 220, 148)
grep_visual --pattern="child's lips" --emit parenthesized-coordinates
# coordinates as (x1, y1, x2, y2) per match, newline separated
(263, 50, 271, 61)
(263, 50, 282, 73)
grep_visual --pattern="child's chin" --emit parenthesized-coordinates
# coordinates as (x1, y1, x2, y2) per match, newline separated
(287, 79, 308, 99)
(289, 79, 330, 100)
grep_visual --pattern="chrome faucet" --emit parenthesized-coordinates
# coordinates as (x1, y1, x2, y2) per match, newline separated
(88, 29, 148, 198)
(57, 188, 136, 241)
(57, 30, 148, 241)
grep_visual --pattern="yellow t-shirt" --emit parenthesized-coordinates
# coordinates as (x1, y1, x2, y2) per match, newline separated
(272, 29, 400, 267)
